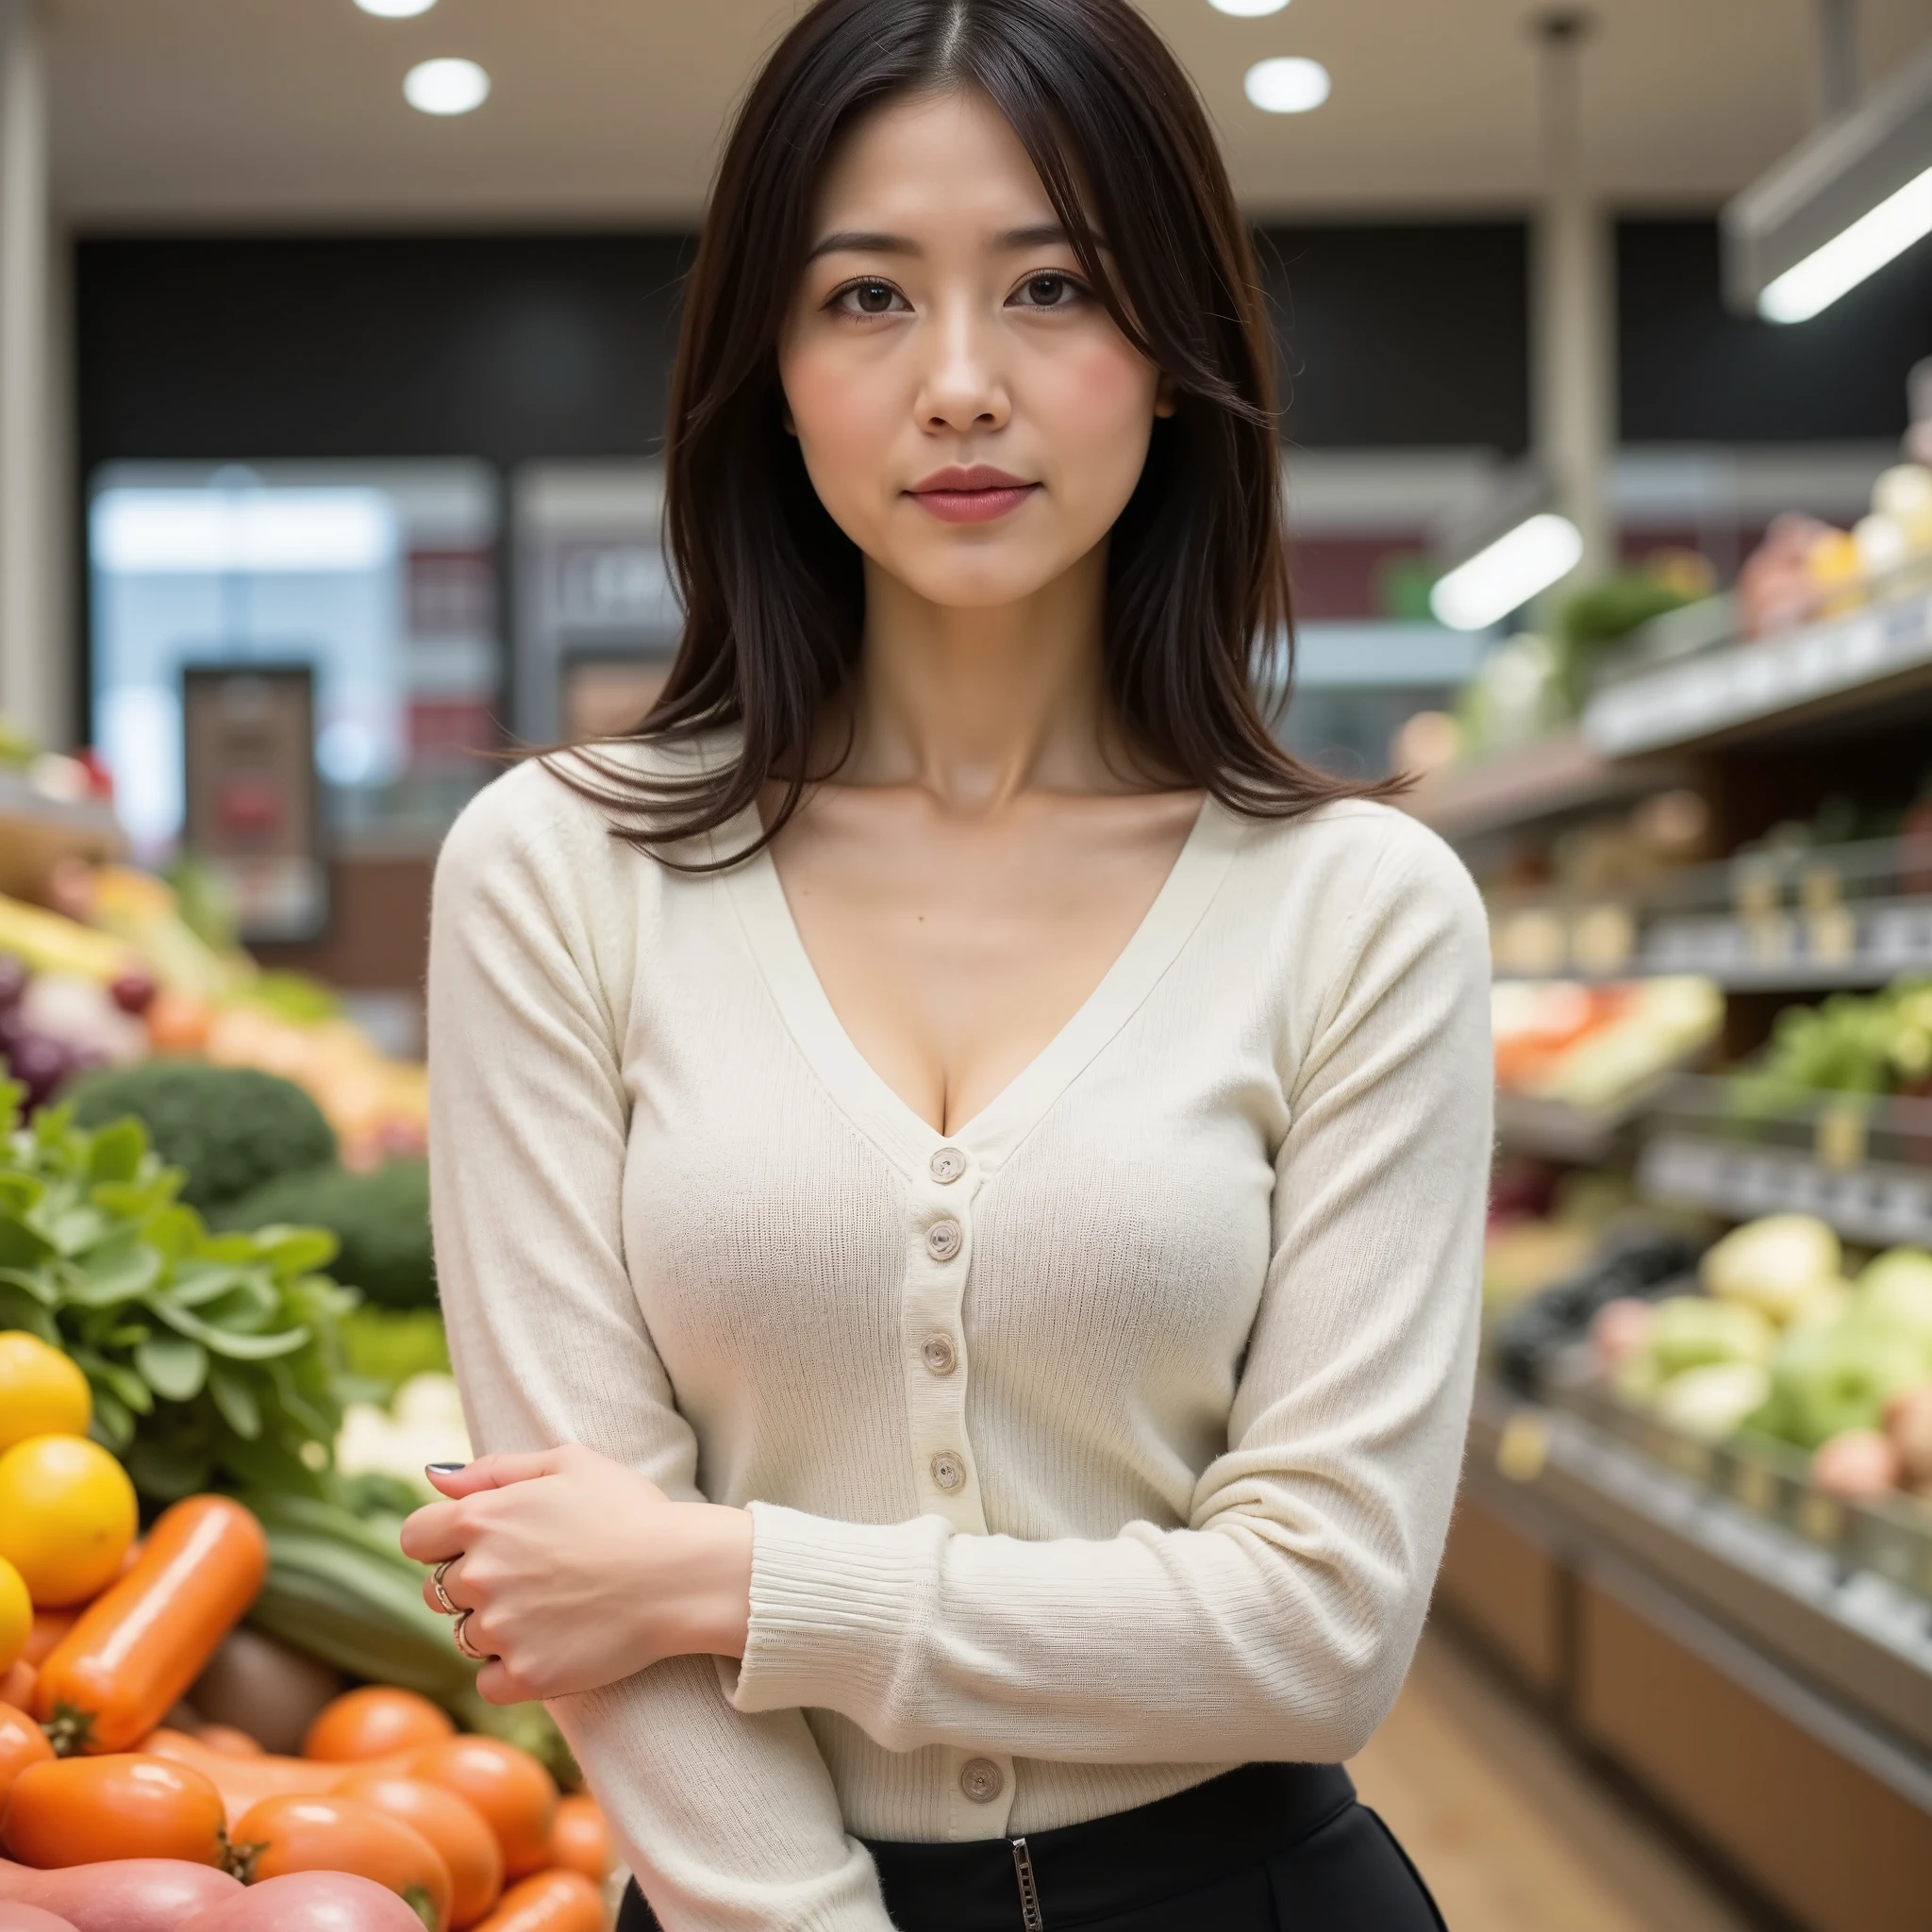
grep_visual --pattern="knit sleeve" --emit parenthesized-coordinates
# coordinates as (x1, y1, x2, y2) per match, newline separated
(728, 818, 1491, 1765)
(426, 769, 894, 1932)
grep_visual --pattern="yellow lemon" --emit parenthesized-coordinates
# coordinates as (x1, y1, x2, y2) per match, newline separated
(0, 1435, 137, 1607)
(0, 1332, 92, 1454)
(0, 1555, 29, 1673)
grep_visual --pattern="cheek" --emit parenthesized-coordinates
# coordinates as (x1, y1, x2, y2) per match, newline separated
(1035, 339, 1159, 507)
(779, 344, 900, 523)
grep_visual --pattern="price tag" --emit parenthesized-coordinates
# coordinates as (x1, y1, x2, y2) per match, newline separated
(1799, 1492, 1843, 1547)
(1494, 1408, 1552, 1484)
(1814, 1105, 1869, 1172)
(1734, 1457, 1777, 1517)
(1806, 906, 1857, 966)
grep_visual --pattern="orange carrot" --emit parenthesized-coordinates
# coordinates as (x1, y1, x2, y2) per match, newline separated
(33, 1499, 268, 1756)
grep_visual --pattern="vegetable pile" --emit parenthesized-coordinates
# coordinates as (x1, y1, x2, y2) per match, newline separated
(1587, 1213, 1932, 1500)
(0, 1082, 612, 1932)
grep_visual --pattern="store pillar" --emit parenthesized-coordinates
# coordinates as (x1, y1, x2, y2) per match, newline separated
(0, 0, 57, 748)
(1532, 12, 1615, 583)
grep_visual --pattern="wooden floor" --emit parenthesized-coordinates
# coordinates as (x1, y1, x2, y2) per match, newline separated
(1350, 1627, 1758, 1932)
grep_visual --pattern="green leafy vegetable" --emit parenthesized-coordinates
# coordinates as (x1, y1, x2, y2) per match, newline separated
(66, 1060, 337, 1212)
(0, 1079, 356, 1506)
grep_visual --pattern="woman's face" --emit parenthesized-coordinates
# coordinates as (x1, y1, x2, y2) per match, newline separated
(779, 88, 1171, 613)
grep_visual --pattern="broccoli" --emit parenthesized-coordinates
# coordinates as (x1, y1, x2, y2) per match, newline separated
(67, 1059, 337, 1211)
(217, 1158, 436, 1310)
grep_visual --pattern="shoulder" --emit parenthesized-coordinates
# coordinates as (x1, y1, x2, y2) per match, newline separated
(435, 733, 734, 892)
(1228, 795, 1485, 938)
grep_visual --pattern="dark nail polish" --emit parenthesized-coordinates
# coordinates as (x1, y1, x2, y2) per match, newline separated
(425, 1461, 468, 1474)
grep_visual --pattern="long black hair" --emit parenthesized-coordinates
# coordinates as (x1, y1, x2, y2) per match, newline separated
(551, 0, 1389, 859)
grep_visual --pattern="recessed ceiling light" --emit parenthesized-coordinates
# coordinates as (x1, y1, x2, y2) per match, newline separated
(357, 0, 437, 15)
(1210, 0, 1291, 16)
(1243, 56, 1331, 114)
(404, 58, 490, 116)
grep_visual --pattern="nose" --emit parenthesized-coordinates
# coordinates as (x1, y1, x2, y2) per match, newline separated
(915, 294, 1010, 436)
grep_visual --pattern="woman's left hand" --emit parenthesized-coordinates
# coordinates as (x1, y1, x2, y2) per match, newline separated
(399, 1446, 755, 1705)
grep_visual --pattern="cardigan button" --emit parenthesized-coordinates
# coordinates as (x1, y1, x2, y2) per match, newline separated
(959, 1757, 1004, 1804)
(925, 1220, 963, 1262)
(930, 1451, 966, 1492)
(920, 1334, 958, 1375)
(928, 1145, 967, 1184)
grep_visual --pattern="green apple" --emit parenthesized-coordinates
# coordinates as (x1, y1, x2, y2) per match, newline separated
(1774, 1314, 1932, 1450)
(1649, 1295, 1775, 1376)
(1654, 1361, 1772, 1442)
(1856, 1248, 1932, 1341)
(1701, 1214, 1842, 1324)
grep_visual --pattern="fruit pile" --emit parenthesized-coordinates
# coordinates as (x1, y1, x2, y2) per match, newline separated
(1590, 1214, 1932, 1500)
(0, 867, 426, 1171)
(0, 1332, 611, 1932)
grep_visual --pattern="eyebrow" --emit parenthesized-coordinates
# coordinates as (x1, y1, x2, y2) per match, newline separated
(804, 222, 1096, 263)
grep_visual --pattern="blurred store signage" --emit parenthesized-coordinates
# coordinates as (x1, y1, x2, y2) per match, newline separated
(181, 665, 326, 943)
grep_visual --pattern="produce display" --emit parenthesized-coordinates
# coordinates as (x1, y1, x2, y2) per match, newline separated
(1737, 461, 1932, 641)
(0, 862, 425, 1171)
(1491, 975, 1723, 1110)
(1728, 978, 1932, 1111)
(0, 1078, 616, 1932)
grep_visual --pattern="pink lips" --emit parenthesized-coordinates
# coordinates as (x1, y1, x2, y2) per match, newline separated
(907, 464, 1041, 525)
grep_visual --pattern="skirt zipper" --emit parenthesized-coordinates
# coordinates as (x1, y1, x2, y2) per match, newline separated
(1009, 1837, 1044, 1931)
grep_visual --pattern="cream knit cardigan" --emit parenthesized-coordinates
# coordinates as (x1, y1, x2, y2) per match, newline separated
(426, 744, 1492, 1932)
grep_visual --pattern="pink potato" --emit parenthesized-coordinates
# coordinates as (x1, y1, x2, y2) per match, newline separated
(0, 1860, 242, 1932)
(1885, 1383, 1932, 1487)
(0, 1907, 79, 1932)
(1590, 1297, 1655, 1374)
(1810, 1428, 1902, 1500)
(176, 1872, 432, 1932)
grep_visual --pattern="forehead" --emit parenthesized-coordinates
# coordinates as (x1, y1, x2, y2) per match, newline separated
(811, 88, 1058, 238)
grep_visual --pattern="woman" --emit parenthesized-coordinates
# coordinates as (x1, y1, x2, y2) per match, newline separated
(400, 1, 1491, 1926)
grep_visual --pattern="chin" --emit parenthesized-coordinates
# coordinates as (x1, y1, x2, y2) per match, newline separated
(891, 550, 1072, 610)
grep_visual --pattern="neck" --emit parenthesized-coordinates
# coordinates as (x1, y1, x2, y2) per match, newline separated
(841, 545, 1126, 812)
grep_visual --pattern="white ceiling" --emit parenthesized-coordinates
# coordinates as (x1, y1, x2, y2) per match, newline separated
(45, 0, 1932, 227)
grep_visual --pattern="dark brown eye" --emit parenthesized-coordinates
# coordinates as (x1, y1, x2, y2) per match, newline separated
(853, 281, 896, 313)
(1024, 274, 1069, 306)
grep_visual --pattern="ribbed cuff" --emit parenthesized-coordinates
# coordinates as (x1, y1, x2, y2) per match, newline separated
(728, 1503, 948, 1725)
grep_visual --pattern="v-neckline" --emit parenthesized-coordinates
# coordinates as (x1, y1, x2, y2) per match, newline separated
(721, 793, 1246, 1181)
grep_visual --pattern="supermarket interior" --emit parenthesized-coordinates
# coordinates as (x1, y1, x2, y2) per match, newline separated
(2, 0, 1932, 1928)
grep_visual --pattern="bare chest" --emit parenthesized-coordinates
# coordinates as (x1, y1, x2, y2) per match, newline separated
(769, 791, 1202, 1136)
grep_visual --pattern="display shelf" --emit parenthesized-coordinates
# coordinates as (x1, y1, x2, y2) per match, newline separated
(1582, 587, 1932, 758)
(1489, 833, 1932, 989)
(1632, 1077, 1932, 1246)
(1402, 730, 1685, 844)
(0, 771, 126, 900)
(1495, 1083, 1668, 1162)
(1466, 1380, 1932, 1792)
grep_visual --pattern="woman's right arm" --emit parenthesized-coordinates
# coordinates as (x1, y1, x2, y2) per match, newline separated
(426, 769, 893, 1932)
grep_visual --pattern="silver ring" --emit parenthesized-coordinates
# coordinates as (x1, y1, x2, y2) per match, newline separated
(452, 1608, 491, 1662)
(430, 1558, 460, 1617)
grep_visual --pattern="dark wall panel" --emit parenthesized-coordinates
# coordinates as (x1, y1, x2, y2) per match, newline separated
(1256, 223, 1531, 452)
(75, 231, 693, 474)
(1617, 217, 1932, 444)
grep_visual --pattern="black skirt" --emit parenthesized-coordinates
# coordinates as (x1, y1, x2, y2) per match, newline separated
(615, 1763, 1446, 1931)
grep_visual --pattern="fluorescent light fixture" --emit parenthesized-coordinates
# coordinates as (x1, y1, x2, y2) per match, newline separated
(1724, 36, 1932, 318)
(1758, 163, 1932, 321)
(404, 57, 490, 115)
(1210, 0, 1291, 15)
(356, 0, 436, 15)
(1428, 513, 1583, 631)
(92, 489, 396, 575)
(1243, 57, 1329, 114)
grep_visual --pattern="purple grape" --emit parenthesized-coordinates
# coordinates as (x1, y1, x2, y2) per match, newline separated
(6, 1031, 72, 1108)
(0, 955, 25, 1009)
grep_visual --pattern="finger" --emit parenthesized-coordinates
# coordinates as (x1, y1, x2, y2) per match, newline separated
(423, 1450, 568, 1499)
(421, 1558, 473, 1618)
(475, 1657, 540, 1707)
(398, 1499, 471, 1563)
